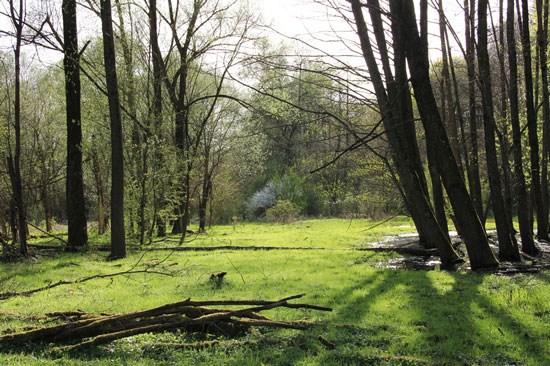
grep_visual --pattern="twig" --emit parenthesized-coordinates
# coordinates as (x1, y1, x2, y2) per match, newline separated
(26, 222, 68, 246)
(0, 269, 173, 300)
(359, 213, 400, 232)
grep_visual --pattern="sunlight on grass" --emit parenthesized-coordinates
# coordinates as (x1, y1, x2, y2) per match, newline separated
(0, 218, 548, 365)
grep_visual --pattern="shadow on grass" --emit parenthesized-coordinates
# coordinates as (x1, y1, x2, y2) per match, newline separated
(1, 268, 549, 366)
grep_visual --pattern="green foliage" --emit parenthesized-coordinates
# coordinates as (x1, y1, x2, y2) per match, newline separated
(265, 199, 299, 223)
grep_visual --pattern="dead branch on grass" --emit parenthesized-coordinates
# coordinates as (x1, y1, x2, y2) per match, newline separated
(0, 294, 332, 353)
(0, 268, 173, 300)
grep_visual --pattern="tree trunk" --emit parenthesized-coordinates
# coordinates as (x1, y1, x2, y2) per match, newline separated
(8, 0, 28, 256)
(100, 0, 126, 259)
(351, 0, 462, 268)
(476, 0, 520, 261)
(149, 0, 166, 239)
(394, 0, 499, 269)
(439, 1, 463, 174)
(63, 0, 88, 250)
(502, 0, 529, 261)
(493, 0, 515, 232)
(464, 0, 484, 222)
(520, 0, 542, 254)
(537, 0, 550, 240)
(91, 150, 106, 235)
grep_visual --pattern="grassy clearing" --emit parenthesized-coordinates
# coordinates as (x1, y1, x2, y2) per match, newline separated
(0, 217, 549, 365)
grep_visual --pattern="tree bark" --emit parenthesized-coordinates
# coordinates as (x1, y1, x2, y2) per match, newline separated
(148, 0, 166, 239)
(8, 0, 28, 256)
(100, 0, 126, 259)
(396, 0, 499, 269)
(63, 0, 88, 250)
(350, 0, 462, 267)
(520, 0, 543, 254)
(476, 0, 520, 261)
(91, 148, 106, 235)
(503, 0, 528, 261)
(537, 0, 550, 240)
(464, 0, 484, 222)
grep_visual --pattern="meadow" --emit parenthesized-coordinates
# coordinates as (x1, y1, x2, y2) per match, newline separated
(0, 217, 548, 365)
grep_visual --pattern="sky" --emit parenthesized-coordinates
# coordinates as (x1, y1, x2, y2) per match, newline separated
(0, 0, 500, 68)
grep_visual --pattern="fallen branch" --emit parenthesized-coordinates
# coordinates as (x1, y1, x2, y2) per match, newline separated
(356, 247, 438, 256)
(475, 264, 550, 275)
(0, 269, 173, 300)
(26, 222, 68, 245)
(149, 245, 329, 251)
(0, 295, 331, 353)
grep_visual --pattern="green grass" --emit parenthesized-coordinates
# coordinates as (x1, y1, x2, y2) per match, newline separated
(0, 217, 549, 365)
(154, 216, 420, 249)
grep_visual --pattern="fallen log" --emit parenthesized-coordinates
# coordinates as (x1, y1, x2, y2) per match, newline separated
(0, 294, 331, 353)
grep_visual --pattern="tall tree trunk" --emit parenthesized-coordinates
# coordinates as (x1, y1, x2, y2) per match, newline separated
(148, 0, 166, 238)
(8, 0, 27, 256)
(464, 0, 484, 222)
(395, 0, 499, 269)
(494, 0, 515, 231)
(63, 0, 88, 250)
(101, 0, 126, 259)
(351, 0, 462, 268)
(502, 0, 527, 261)
(476, 0, 520, 260)
(537, 0, 550, 240)
(519, 0, 542, 254)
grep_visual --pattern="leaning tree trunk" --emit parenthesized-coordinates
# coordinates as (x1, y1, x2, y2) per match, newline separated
(395, 0, 499, 269)
(100, 0, 126, 259)
(63, 0, 88, 250)
(351, 0, 462, 267)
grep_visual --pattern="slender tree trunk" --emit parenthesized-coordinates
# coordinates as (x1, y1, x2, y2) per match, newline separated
(439, 1, 463, 173)
(494, 0, 515, 231)
(501, 0, 526, 261)
(62, 0, 88, 250)
(91, 149, 106, 234)
(476, 0, 520, 260)
(101, 0, 126, 259)
(0, 210, 7, 236)
(41, 183, 52, 232)
(537, 0, 550, 240)
(198, 149, 210, 233)
(519, 0, 542, 254)
(8, 0, 27, 256)
(464, 0, 484, 222)
(148, 0, 166, 238)
(446, 31, 471, 192)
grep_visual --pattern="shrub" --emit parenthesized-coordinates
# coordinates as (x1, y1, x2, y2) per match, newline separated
(265, 200, 299, 224)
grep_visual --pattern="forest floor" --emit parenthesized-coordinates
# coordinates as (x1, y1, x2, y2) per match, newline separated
(0, 217, 549, 365)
